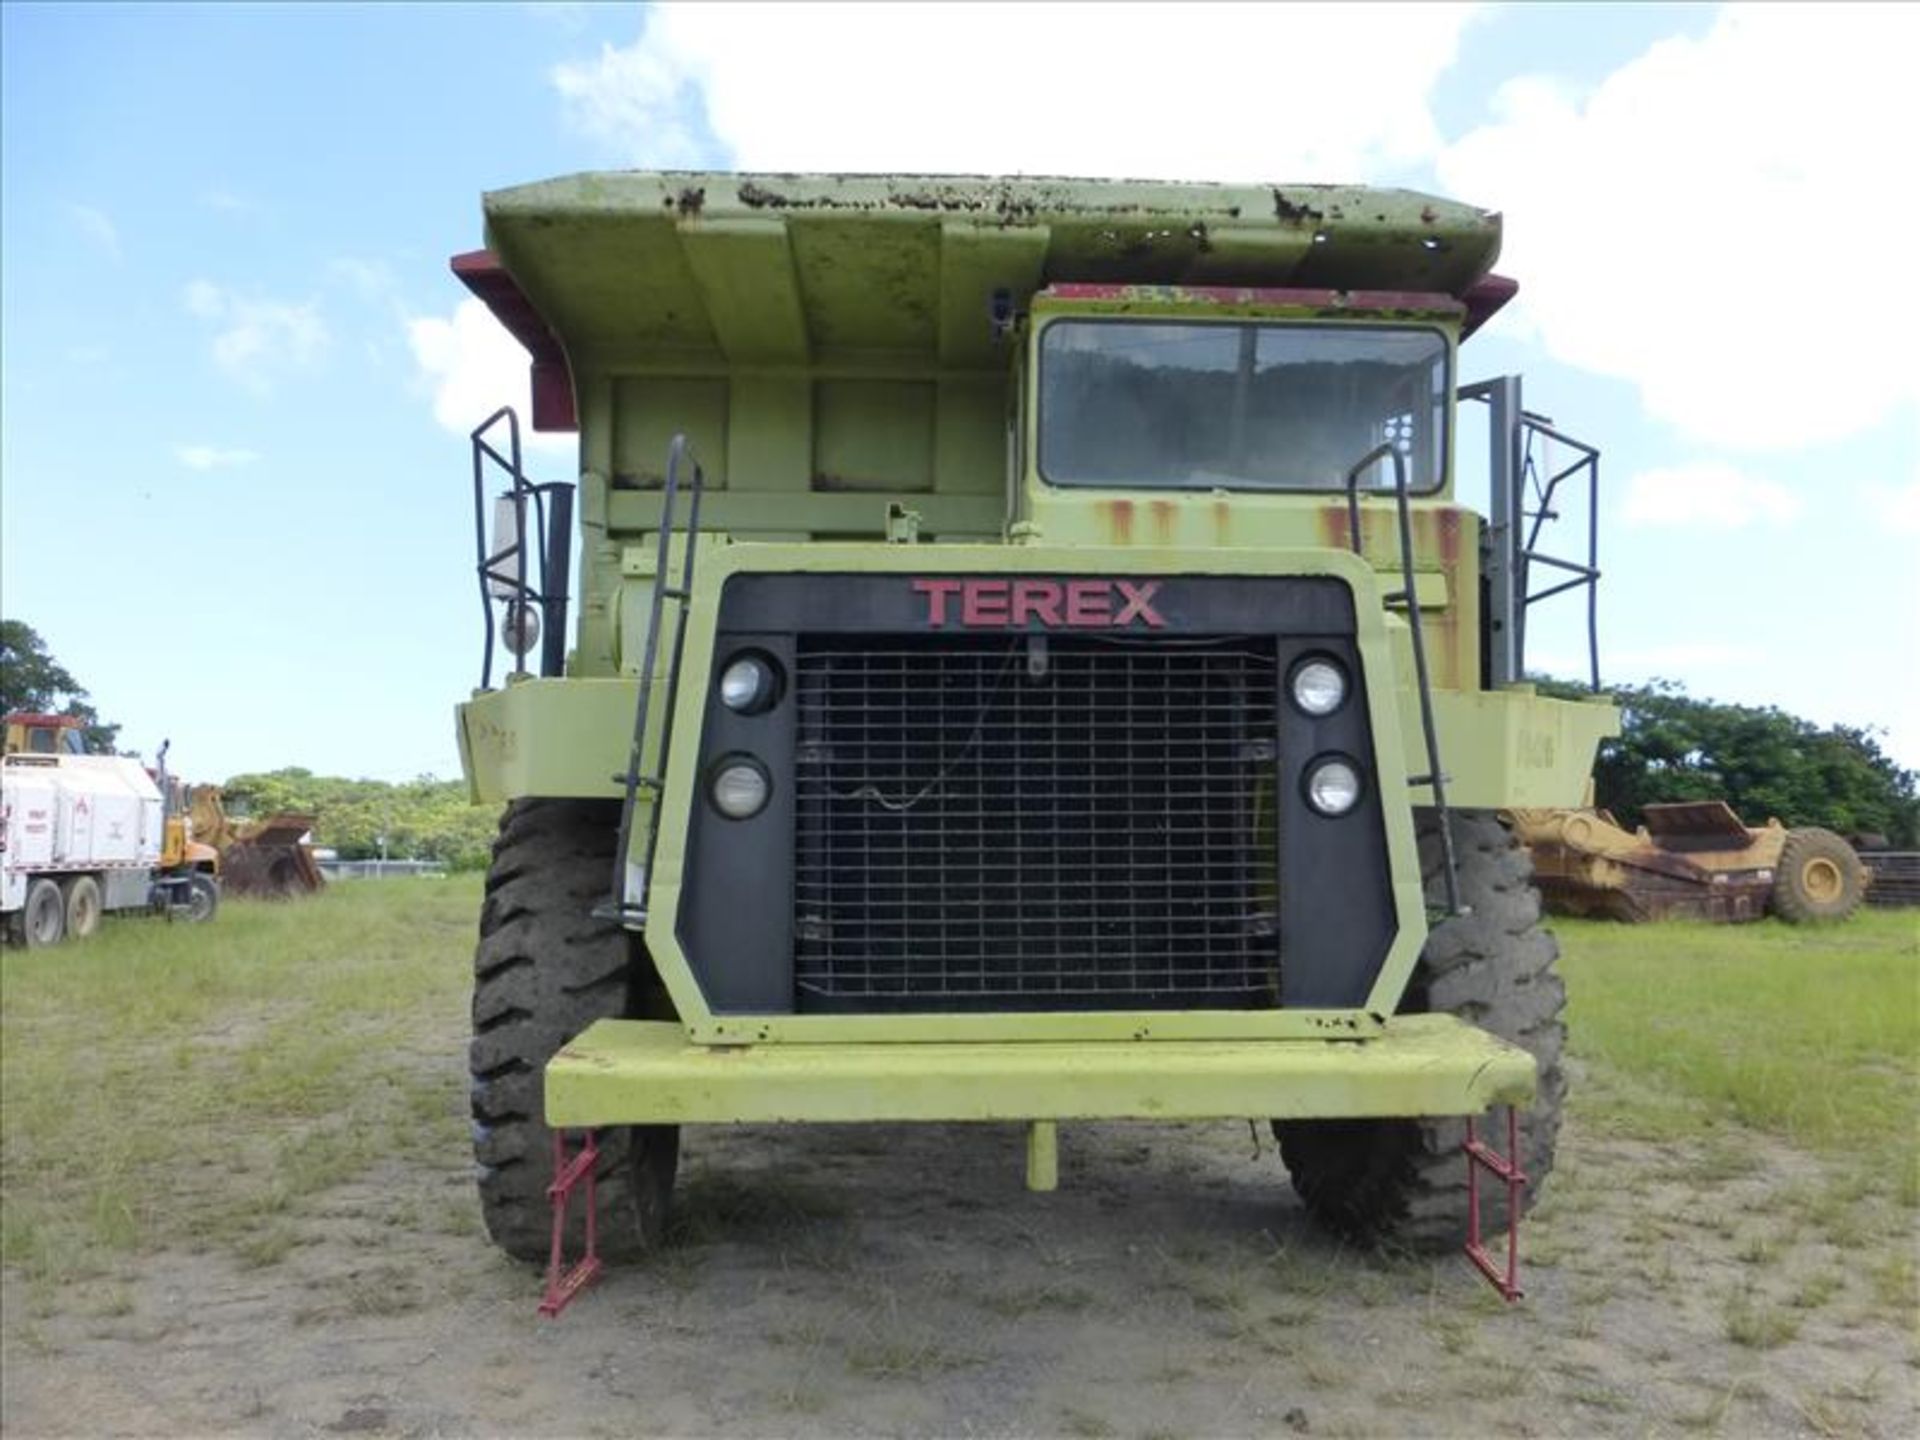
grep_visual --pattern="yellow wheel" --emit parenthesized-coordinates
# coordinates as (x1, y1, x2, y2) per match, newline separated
(1800, 856, 1844, 906)
(1771, 828, 1864, 923)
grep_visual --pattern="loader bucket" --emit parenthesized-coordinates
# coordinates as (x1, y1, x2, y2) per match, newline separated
(1640, 801, 1755, 851)
(221, 812, 326, 898)
(1507, 805, 1775, 924)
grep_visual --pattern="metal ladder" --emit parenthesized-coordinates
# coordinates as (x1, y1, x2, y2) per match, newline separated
(1344, 444, 1463, 916)
(599, 435, 707, 926)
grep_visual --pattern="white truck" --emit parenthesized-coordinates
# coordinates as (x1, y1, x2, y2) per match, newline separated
(1, 744, 218, 946)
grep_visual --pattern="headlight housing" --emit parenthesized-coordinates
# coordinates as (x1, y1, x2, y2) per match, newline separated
(719, 653, 782, 714)
(709, 757, 772, 820)
(1303, 755, 1364, 817)
(499, 600, 540, 658)
(1288, 656, 1349, 717)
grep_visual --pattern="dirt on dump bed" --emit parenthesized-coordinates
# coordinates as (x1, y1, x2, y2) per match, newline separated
(3, 1095, 1915, 1438)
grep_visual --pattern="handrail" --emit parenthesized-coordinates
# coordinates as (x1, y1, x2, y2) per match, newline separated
(1457, 380, 1603, 692)
(1344, 443, 1463, 917)
(1516, 417, 1601, 692)
(470, 407, 574, 688)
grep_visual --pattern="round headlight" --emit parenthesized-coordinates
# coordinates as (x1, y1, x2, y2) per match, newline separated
(710, 758, 771, 820)
(1290, 657, 1348, 716)
(1304, 757, 1363, 817)
(500, 601, 540, 657)
(720, 653, 780, 714)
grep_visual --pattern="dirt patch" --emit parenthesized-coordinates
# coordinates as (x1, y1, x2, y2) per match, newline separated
(4, 1094, 1915, 1438)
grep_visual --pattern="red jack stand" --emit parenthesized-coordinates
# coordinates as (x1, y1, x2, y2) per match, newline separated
(1464, 1108, 1526, 1302)
(538, 1128, 603, 1318)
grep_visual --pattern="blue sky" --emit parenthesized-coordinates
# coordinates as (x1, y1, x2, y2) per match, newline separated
(4, 2, 1915, 783)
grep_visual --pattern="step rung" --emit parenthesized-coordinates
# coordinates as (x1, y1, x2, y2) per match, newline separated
(1464, 1135, 1527, 1185)
(610, 773, 664, 790)
(547, 1142, 597, 1198)
(660, 586, 690, 600)
(1408, 772, 1451, 787)
(589, 900, 650, 926)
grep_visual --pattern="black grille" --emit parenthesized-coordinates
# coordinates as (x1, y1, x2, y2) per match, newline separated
(793, 635, 1280, 1010)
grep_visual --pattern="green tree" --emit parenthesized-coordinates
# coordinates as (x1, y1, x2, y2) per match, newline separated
(1537, 677, 1919, 846)
(221, 768, 501, 870)
(0, 619, 121, 753)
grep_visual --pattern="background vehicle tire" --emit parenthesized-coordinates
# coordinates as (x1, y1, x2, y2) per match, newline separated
(62, 875, 103, 939)
(20, 877, 67, 948)
(470, 797, 679, 1264)
(1274, 809, 1566, 1252)
(183, 873, 219, 923)
(1770, 827, 1865, 924)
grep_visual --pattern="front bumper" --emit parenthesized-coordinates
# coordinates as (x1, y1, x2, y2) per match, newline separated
(545, 1013, 1535, 1126)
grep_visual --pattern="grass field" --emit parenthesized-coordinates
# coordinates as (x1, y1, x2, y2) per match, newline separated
(0, 880, 478, 1290)
(1559, 912, 1919, 1191)
(3, 885, 1912, 1295)
(2, 883, 1915, 1436)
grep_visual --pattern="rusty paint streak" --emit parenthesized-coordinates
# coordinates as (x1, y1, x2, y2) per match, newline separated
(1212, 499, 1233, 549)
(1102, 498, 1135, 545)
(1318, 504, 1353, 554)
(1147, 499, 1176, 547)
(1435, 507, 1462, 568)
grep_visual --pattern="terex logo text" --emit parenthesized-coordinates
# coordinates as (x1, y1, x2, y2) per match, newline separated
(911, 578, 1165, 630)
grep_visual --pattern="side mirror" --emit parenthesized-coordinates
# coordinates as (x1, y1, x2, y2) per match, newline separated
(485, 493, 526, 600)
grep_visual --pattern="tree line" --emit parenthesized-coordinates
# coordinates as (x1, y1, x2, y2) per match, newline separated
(7, 618, 1916, 857)
(1536, 677, 1918, 847)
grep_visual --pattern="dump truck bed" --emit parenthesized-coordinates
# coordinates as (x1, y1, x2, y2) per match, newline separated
(472, 171, 1507, 381)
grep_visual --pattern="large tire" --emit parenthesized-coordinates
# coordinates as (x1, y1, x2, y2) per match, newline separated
(470, 798, 679, 1264)
(182, 873, 219, 924)
(1274, 810, 1566, 1252)
(1770, 827, 1865, 924)
(63, 875, 104, 939)
(19, 878, 67, 948)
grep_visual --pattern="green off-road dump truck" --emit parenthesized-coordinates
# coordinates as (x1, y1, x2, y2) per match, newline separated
(451, 172, 1619, 1305)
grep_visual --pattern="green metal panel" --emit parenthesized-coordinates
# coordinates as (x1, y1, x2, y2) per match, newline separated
(611, 377, 730, 489)
(458, 676, 639, 803)
(544, 1013, 1537, 1127)
(814, 380, 935, 491)
(604, 491, 1006, 539)
(1422, 686, 1622, 810)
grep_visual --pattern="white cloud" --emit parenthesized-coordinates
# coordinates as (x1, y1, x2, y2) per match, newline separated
(555, 2, 1483, 180)
(184, 281, 329, 392)
(552, 30, 707, 167)
(1865, 479, 1920, 537)
(1622, 461, 1799, 528)
(407, 298, 573, 455)
(69, 204, 120, 259)
(175, 444, 261, 471)
(1438, 6, 1920, 453)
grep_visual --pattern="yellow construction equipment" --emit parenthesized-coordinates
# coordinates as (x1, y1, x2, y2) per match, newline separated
(1506, 801, 1869, 923)
(187, 787, 325, 899)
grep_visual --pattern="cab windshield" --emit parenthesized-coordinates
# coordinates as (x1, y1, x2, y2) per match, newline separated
(1038, 319, 1449, 493)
